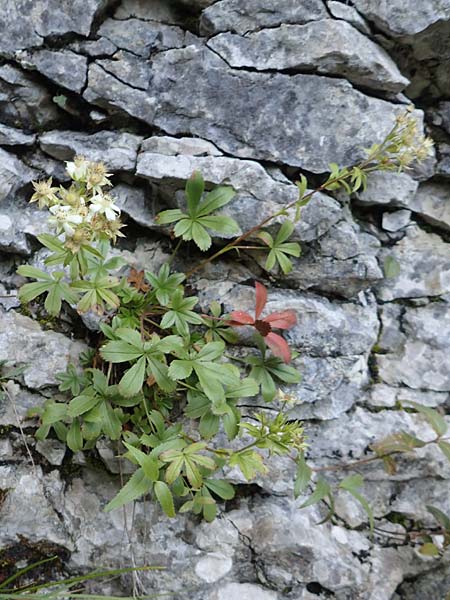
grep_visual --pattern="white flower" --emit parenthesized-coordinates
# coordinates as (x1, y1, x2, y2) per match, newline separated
(66, 156, 89, 181)
(89, 194, 121, 221)
(48, 205, 83, 237)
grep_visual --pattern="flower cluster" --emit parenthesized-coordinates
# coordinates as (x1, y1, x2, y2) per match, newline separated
(30, 156, 123, 251)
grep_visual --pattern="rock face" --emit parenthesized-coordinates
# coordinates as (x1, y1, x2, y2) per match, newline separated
(84, 45, 404, 172)
(208, 21, 409, 92)
(1, 0, 450, 598)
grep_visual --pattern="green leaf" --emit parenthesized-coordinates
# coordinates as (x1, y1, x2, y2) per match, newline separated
(384, 255, 401, 279)
(229, 450, 267, 480)
(438, 441, 450, 462)
(419, 542, 440, 557)
(426, 505, 450, 531)
(299, 478, 330, 508)
(119, 356, 147, 397)
(123, 442, 159, 481)
(17, 265, 53, 280)
(99, 401, 122, 440)
(294, 455, 312, 499)
(156, 208, 185, 225)
(101, 340, 144, 363)
(204, 479, 235, 500)
(42, 402, 67, 425)
(199, 413, 220, 438)
(104, 468, 151, 512)
(154, 481, 176, 518)
(185, 170, 205, 216)
(68, 394, 100, 418)
(197, 186, 235, 216)
(192, 222, 212, 251)
(275, 220, 295, 244)
(66, 419, 83, 452)
(406, 402, 448, 436)
(199, 215, 240, 235)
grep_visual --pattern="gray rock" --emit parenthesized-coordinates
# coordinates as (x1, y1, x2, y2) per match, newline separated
(409, 181, 450, 230)
(377, 303, 450, 391)
(327, 1, 371, 34)
(0, 0, 108, 57)
(36, 439, 67, 465)
(0, 381, 45, 426)
(382, 209, 411, 232)
(84, 45, 406, 172)
(352, 0, 450, 37)
(17, 50, 88, 93)
(114, 0, 186, 24)
(355, 171, 419, 207)
(288, 220, 383, 298)
(200, 0, 328, 35)
(95, 52, 152, 90)
(98, 18, 186, 57)
(39, 130, 142, 172)
(429, 100, 450, 135)
(112, 183, 156, 228)
(68, 37, 118, 57)
(0, 310, 86, 389)
(208, 21, 409, 92)
(0, 64, 60, 129)
(367, 384, 449, 408)
(0, 124, 36, 146)
(0, 148, 37, 201)
(376, 226, 450, 300)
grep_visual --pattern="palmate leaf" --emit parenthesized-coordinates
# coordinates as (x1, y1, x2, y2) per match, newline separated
(247, 354, 300, 402)
(156, 170, 238, 251)
(258, 221, 301, 274)
(145, 264, 185, 306)
(18, 267, 79, 316)
(104, 468, 152, 512)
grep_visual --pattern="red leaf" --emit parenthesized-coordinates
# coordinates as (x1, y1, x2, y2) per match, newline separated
(265, 332, 291, 363)
(229, 311, 255, 326)
(254, 282, 267, 319)
(264, 310, 297, 330)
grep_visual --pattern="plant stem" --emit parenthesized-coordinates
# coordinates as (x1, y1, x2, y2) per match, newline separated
(185, 119, 405, 279)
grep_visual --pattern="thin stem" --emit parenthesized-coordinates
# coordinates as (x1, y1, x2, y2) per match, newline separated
(168, 238, 183, 265)
(185, 119, 405, 279)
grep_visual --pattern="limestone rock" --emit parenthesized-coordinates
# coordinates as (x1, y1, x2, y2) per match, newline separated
(355, 171, 419, 207)
(84, 45, 405, 172)
(0, 310, 86, 389)
(327, 1, 371, 34)
(17, 50, 88, 93)
(352, 0, 450, 37)
(0, 124, 36, 146)
(98, 18, 186, 57)
(382, 209, 411, 232)
(114, 0, 186, 24)
(288, 220, 383, 298)
(376, 226, 450, 300)
(39, 130, 142, 172)
(377, 302, 450, 391)
(200, 0, 328, 35)
(112, 183, 156, 228)
(409, 181, 450, 230)
(0, 64, 60, 129)
(208, 21, 409, 92)
(0, 0, 108, 57)
(0, 148, 37, 202)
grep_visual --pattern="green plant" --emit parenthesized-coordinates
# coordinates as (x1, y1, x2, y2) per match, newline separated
(0, 557, 163, 599)
(14, 111, 438, 541)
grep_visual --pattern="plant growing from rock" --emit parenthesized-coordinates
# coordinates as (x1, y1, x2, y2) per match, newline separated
(16, 109, 445, 550)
